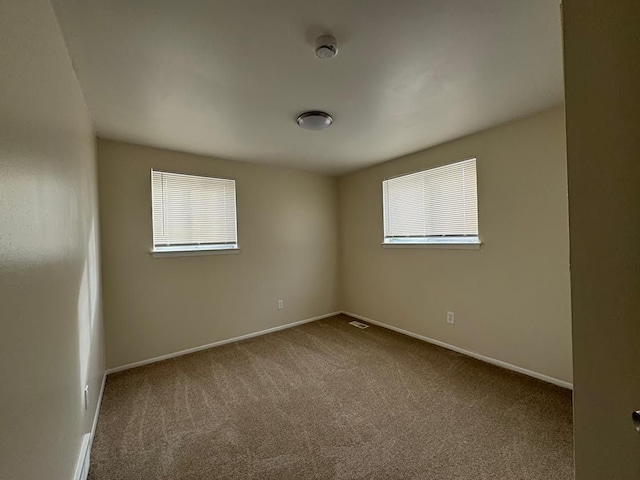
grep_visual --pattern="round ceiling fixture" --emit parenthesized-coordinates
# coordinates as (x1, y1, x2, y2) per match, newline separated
(296, 111, 333, 131)
(314, 35, 338, 60)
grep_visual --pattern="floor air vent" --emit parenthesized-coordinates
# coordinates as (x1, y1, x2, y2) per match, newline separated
(349, 320, 370, 329)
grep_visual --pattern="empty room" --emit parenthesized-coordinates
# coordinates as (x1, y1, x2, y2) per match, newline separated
(1, 1, 639, 479)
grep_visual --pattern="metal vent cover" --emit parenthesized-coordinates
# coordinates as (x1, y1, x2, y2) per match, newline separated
(348, 320, 370, 329)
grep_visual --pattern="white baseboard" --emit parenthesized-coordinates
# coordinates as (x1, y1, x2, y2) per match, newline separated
(91, 372, 107, 444)
(106, 312, 342, 375)
(342, 311, 573, 390)
(72, 433, 91, 480)
(73, 371, 106, 480)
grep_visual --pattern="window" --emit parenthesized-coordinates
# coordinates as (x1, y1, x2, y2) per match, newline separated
(382, 158, 479, 247)
(151, 170, 238, 254)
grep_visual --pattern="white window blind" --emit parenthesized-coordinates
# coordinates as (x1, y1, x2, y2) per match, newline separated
(151, 170, 237, 252)
(382, 158, 479, 245)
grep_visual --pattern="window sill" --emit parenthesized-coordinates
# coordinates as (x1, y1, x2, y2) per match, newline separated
(151, 246, 240, 258)
(382, 241, 481, 250)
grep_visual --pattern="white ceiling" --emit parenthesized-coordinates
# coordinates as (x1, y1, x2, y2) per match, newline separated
(51, 0, 564, 175)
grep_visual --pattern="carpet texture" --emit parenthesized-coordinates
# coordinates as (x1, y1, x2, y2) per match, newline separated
(89, 314, 573, 479)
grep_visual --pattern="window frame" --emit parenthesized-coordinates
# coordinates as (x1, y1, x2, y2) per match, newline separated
(381, 158, 481, 249)
(150, 169, 240, 258)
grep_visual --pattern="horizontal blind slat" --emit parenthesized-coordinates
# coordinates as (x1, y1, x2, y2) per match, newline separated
(152, 170, 238, 248)
(382, 159, 478, 239)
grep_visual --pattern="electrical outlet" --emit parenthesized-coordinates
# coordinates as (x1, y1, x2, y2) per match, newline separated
(446, 311, 455, 324)
(277, 299, 284, 310)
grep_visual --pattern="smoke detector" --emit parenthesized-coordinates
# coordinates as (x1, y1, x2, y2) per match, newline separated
(314, 35, 338, 59)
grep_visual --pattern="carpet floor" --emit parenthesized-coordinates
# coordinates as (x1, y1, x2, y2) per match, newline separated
(89, 314, 573, 479)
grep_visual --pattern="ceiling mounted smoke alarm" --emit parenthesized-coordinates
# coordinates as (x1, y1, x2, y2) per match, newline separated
(314, 35, 338, 59)
(296, 111, 333, 130)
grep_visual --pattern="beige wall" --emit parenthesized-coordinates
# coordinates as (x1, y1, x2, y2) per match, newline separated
(564, 1, 640, 478)
(339, 106, 572, 383)
(98, 139, 339, 369)
(0, 1, 105, 479)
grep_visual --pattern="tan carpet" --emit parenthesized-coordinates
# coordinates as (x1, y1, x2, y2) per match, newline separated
(89, 314, 573, 479)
